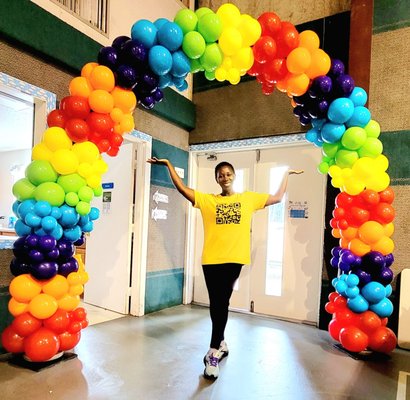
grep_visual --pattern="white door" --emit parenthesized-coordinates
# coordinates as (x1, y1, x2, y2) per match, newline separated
(192, 144, 326, 324)
(84, 142, 135, 314)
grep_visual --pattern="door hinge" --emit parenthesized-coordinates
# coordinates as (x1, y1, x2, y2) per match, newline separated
(250, 300, 254, 313)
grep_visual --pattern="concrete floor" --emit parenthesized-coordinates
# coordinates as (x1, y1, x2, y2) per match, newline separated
(1, 304, 410, 400)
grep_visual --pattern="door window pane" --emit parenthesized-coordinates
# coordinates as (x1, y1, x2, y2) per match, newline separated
(265, 167, 287, 296)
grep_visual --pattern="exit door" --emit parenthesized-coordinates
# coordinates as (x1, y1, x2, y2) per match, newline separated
(191, 144, 326, 324)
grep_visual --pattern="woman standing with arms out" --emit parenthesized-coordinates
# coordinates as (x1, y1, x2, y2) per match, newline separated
(147, 157, 303, 380)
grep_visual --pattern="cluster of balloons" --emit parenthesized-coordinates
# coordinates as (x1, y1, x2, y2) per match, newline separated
(2, 254, 88, 361)
(325, 292, 396, 353)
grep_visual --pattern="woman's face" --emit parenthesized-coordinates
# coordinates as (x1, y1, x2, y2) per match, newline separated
(216, 166, 235, 191)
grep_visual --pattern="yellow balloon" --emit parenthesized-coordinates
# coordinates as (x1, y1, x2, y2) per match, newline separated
(42, 275, 69, 299)
(232, 47, 254, 71)
(371, 236, 394, 255)
(69, 284, 84, 296)
(343, 177, 365, 195)
(9, 274, 42, 303)
(69, 76, 93, 98)
(43, 127, 72, 151)
(50, 149, 79, 175)
(8, 297, 29, 317)
(358, 221, 385, 244)
(328, 165, 342, 178)
(72, 141, 100, 164)
(57, 294, 81, 311)
(120, 114, 135, 133)
(331, 176, 344, 188)
(110, 107, 124, 123)
(238, 14, 261, 47)
(77, 162, 93, 178)
(375, 154, 389, 171)
(352, 157, 373, 180)
(298, 30, 320, 51)
(32, 143, 53, 161)
(215, 67, 227, 82)
(227, 67, 241, 85)
(216, 3, 241, 27)
(366, 172, 390, 192)
(78, 271, 89, 284)
(384, 222, 394, 237)
(93, 158, 108, 174)
(67, 272, 82, 286)
(87, 174, 102, 188)
(29, 293, 58, 319)
(218, 27, 243, 56)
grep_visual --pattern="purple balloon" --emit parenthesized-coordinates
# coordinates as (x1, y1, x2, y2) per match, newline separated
(152, 88, 164, 103)
(379, 267, 394, 285)
(25, 234, 39, 248)
(318, 99, 329, 113)
(47, 248, 60, 260)
(112, 35, 131, 50)
(341, 251, 356, 266)
(293, 105, 304, 117)
(59, 257, 79, 277)
(116, 65, 138, 88)
(30, 261, 58, 280)
(329, 59, 345, 77)
(335, 74, 355, 96)
(13, 236, 27, 249)
(98, 46, 119, 70)
(314, 76, 333, 95)
(385, 253, 394, 267)
(140, 95, 155, 109)
(299, 114, 312, 126)
(74, 234, 85, 247)
(354, 268, 372, 286)
(141, 72, 159, 92)
(38, 235, 57, 252)
(338, 261, 351, 272)
(353, 255, 362, 267)
(121, 39, 148, 66)
(331, 246, 342, 258)
(57, 238, 75, 260)
(330, 256, 339, 268)
(10, 258, 30, 276)
(28, 249, 44, 263)
(362, 251, 386, 270)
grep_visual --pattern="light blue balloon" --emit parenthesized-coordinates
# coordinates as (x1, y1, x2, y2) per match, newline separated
(158, 73, 172, 89)
(313, 135, 324, 147)
(41, 215, 58, 232)
(335, 280, 347, 295)
(305, 128, 319, 143)
(63, 226, 82, 242)
(50, 224, 63, 240)
(385, 284, 393, 297)
(346, 273, 360, 287)
(321, 122, 346, 143)
(312, 118, 326, 130)
(148, 45, 173, 76)
(17, 199, 36, 219)
(131, 19, 158, 48)
(345, 286, 360, 299)
(158, 21, 183, 52)
(12, 201, 20, 217)
(347, 294, 369, 313)
(154, 18, 169, 30)
(349, 87, 368, 107)
(34, 200, 52, 217)
(171, 50, 191, 77)
(346, 106, 371, 128)
(34, 228, 46, 236)
(79, 215, 90, 226)
(172, 76, 186, 87)
(25, 212, 42, 228)
(89, 207, 100, 221)
(332, 277, 338, 287)
(82, 221, 94, 233)
(327, 98, 355, 124)
(369, 298, 393, 318)
(361, 281, 386, 303)
(59, 205, 80, 228)
(175, 80, 188, 92)
(15, 219, 32, 236)
(51, 206, 62, 220)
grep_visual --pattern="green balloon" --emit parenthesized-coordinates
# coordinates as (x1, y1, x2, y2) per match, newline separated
(341, 127, 367, 150)
(317, 161, 329, 174)
(358, 138, 383, 158)
(364, 119, 380, 138)
(200, 43, 223, 71)
(195, 7, 213, 20)
(76, 201, 91, 216)
(190, 58, 204, 73)
(12, 178, 36, 201)
(34, 182, 65, 206)
(93, 185, 103, 197)
(204, 70, 215, 81)
(57, 173, 87, 193)
(65, 192, 80, 207)
(182, 31, 206, 59)
(78, 186, 94, 202)
(26, 160, 58, 186)
(198, 13, 222, 43)
(322, 142, 339, 158)
(335, 149, 359, 169)
(174, 9, 198, 35)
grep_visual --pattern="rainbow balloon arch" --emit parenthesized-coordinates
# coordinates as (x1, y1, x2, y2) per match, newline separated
(1, 4, 397, 362)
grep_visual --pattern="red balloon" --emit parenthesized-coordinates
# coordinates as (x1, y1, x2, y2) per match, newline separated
(368, 327, 397, 354)
(333, 207, 345, 219)
(80, 319, 89, 329)
(12, 312, 42, 337)
(58, 331, 81, 351)
(337, 219, 349, 230)
(1, 326, 25, 353)
(68, 321, 82, 334)
(263, 58, 288, 83)
(336, 192, 354, 208)
(325, 301, 335, 314)
(43, 309, 70, 334)
(24, 327, 60, 362)
(47, 109, 67, 128)
(262, 84, 275, 96)
(328, 319, 343, 341)
(335, 309, 356, 325)
(339, 326, 369, 353)
(87, 112, 115, 136)
(253, 36, 277, 64)
(328, 292, 339, 302)
(61, 96, 91, 120)
(97, 139, 111, 153)
(65, 118, 90, 142)
(257, 12, 281, 37)
(360, 189, 380, 206)
(276, 22, 299, 58)
(373, 202, 395, 224)
(359, 311, 382, 334)
(110, 133, 124, 148)
(247, 62, 262, 77)
(333, 295, 348, 309)
(72, 307, 87, 321)
(349, 206, 369, 226)
(379, 187, 394, 204)
(107, 146, 120, 157)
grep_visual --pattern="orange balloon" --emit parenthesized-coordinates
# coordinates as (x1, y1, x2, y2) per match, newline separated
(371, 236, 394, 255)
(305, 49, 331, 79)
(89, 65, 115, 91)
(110, 107, 124, 123)
(111, 87, 137, 113)
(384, 222, 394, 237)
(286, 47, 311, 74)
(348, 238, 371, 256)
(332, 228, 341, 238)
(9, 274, 42, 303)
(298, 30, 320, 51)
(81, 62, 98, 79)
(69, 77, 93, 98)
(358, 221, 384, 244)
(120, 114, 135, 133)
(88, 90, 114, 113)
(340, 226, 358, 241)
(28, 294, 58, 319)
(42, 275, 69, 299)
(339, 238, 350, 248)
(286, 73, 309, 96)
(57, 294, 81, 311)
(8, 297, 29, 317)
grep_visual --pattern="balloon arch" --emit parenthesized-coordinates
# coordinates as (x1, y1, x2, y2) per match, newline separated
(1, 4, 397, 361)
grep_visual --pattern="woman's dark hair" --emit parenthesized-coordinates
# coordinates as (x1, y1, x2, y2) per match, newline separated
(214, 161, 235, 180)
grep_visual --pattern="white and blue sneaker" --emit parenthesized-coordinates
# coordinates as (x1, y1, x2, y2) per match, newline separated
(203, 349, 223, 380)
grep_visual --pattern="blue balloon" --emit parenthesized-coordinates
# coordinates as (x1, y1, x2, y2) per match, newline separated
(51, 206, 62, 220)
(347, 294, 369, 313)
(34, 200, 52, 217)
(154, 18, 169, 30)
(321, 122, 346, 143)
(82, 221, 94, 233)
(349, 87, 368, 107)
(15, 219, 32, 236)
(158, 73, 172, 89)
(369, 298, 393, 318)
(346, 273, 359, 287)
(158, 21, 183, 52)
(305, 128, 319, 143)
(335, 280, 347, 295)
(131, 19, 158, 49)
(63, 226, 82, 242)
(171, 50, 191, 77)
(17, 199, 36, 219)
(385, 284, 393, 297)
(41, 215, 58, 232)
(59, 205, 80, 228)
(25, 212, 42, 228)
(89, 207, 100, 221)
(50, 224, 63, 240)
(346, 106, 371, 128)
(12, 201, 20, 217)
(148, 45, 172, 76)
(327, 98, 355, 124)
(345, 286, 360, 299)
(361, 281, 386, 303)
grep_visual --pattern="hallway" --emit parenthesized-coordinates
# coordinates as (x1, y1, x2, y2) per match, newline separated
(1, 305, 409, 400)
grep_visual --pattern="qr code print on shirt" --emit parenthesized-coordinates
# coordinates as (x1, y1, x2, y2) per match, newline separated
(216, 202, 241, 224)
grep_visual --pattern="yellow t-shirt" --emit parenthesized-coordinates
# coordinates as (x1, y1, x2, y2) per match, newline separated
(194, 191, 269, 265)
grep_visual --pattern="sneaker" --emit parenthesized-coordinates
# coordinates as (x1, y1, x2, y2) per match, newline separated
(203, 349, 223, 380)
(218, 340, 229, 360)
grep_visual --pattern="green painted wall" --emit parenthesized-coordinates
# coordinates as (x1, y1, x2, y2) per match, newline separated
(374, 0, 410, 33)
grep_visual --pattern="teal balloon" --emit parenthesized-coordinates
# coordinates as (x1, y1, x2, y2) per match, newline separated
(158, 73, 172, 89)
(321, 122, 346, 143)
(41, 216, 58, 232)
(327, 98, 355, 124)
(34, 201, 52, 217)
(131, 19, 158, 48)
(361, 281, 386, 303)
(34, 182, 65, 207)
(171, 50, 191, 77)
(25, 212, 42, 228)
(348, 87, 368, 106)
(157, 21, 183, 52)
(346, 106, 371, 128)
(14, 219, 32, 236)
(369, 298, 393, 318)
(17, 199, 36, 219)
(347, 294, 369, 313)
(148, 45, 172, 76)
(63, 225, 82, 242)
(25, 160, 57, 186)
(154, 18, 169, 30)
(12, 178, 36, 201)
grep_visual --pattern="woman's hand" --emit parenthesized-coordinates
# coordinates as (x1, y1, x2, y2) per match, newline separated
(289, 169, 304, 175)
(147, 157, 169, 166)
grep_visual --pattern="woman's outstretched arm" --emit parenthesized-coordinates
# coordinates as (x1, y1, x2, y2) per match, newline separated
(264, 169, 304, 207)
(147, 157, 195, 205)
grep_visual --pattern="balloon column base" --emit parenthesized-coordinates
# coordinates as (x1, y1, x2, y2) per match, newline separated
(333, 344, 391, 361)
(8, 352, 78, 372)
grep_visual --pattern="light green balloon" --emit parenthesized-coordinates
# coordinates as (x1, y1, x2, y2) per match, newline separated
(317, 161, 329, 174)
(34, 182, 65, 207)
(335, 149, 359, 169)
(182, 31, 206, 59)
(358, 137, 383, 158)
(322, 142, 340, 158)
(26, 160, 58, 186)
(198, 13, 222, 43)
(200, 43, 223, 71)
(364, 119, 380, 138)
(190, 58, 204, 73)
(65, 192, 80, 207)
(195, 7, 213, 20)
(174, 9, 198, 35)
(12, 178, 36, 201)
(93, 185, 103, 197)
(78, 186, 94, 203)
(76, 201, 91, 216)
(57, 173, 86, 193)
(204, 70, 215, 81)
(341, 127, 367, 150)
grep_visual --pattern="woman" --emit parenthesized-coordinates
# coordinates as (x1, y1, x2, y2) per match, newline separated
(147, 157, 303, 380)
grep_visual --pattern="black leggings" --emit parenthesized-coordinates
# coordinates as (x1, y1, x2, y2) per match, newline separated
(202, 263, 243, 349)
